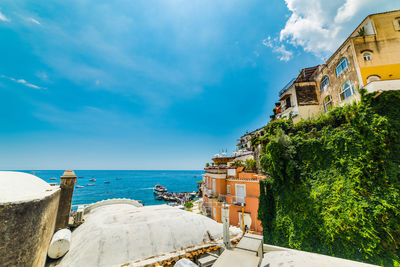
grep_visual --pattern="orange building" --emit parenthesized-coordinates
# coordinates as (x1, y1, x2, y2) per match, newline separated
(201, 165, 264, 234)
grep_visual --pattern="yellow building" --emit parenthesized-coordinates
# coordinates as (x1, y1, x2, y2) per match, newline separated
(274, 10, 400, 120)
(316, 9, 400, 113)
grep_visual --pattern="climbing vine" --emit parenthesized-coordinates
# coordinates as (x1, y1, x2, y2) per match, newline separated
(258, 91, 400, 266)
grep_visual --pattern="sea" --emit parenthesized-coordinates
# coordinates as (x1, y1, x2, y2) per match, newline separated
(19, 170, 203, 207)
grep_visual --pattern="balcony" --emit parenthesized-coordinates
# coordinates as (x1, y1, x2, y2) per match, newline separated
(279, 78, 296, 96)
(217, 194, 227, 203)
(204, 168, 228, 174)
(364, 79, 400, 93)
(201, 201, 212, 217)
(230, 195, 246, 206)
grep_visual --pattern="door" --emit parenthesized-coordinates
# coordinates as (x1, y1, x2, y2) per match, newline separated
(238, 212, 252, 231)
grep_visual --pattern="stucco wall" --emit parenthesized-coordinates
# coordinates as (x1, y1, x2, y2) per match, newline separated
(353, 11, 400, 84)
(315, 43, 361, 113)
(0, 189, 60, 267)
(226, 179, 262, 232)
(293, 105, 321, 124)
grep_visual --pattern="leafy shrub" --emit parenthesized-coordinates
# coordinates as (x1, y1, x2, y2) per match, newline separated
(184, 201, 194, 209)
(258, 91, 400, 266)
(231, 160, 245, 167)
(245, 158, 257, 171)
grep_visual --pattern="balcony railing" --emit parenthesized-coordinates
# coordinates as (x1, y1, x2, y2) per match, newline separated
(218, 194, 226, 203)
(230, 195, 245, 206)
(279, 78, 296, 96)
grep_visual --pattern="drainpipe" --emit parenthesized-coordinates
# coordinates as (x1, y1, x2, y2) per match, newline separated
(242, 206, 245, 234)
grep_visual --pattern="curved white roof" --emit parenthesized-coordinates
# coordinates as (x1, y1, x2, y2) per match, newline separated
(0, 171, 58, 203)
(58, 204, 241, 267)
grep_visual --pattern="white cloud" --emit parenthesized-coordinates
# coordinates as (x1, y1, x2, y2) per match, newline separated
(28, 18, 41, 25)
(262, 36, 293, 62)
(1, 75, 45, 90)
(0, 11, 10, 22)
(275, 0, 400, 57)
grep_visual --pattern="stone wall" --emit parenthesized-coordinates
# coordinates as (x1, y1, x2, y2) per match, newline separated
(0, 189, 60, 267)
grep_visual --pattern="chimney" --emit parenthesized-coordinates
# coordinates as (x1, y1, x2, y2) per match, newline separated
(55, 170, 77, 230)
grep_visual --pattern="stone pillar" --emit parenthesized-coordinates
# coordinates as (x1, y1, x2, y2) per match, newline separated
(222, 204, 231, 249)
(55, 170, 77, 230)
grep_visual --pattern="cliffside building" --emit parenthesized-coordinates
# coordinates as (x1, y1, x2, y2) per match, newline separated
(273, 10, 400, 121)
(202, 155, 264, 234)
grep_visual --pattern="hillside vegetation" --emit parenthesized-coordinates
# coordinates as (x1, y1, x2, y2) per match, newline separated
(257, 90, 400, 266)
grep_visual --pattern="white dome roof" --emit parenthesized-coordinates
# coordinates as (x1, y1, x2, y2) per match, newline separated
(0, 171, 58, 203)
(58, 204, 242, 267)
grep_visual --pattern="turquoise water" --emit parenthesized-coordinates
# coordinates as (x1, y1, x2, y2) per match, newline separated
(20, 170, 203, 206)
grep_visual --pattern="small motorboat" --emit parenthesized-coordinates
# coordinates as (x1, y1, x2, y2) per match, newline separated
(78, 176, 83, 178)
(89, 178, 96, 182)
(76, 185, 84, 188)
(116, 178, 121, 180)
(87, 183, 95, 186)
(50, 178, 57, 180)
(153, 185, 167, 195)
(104, 181, 110, 184)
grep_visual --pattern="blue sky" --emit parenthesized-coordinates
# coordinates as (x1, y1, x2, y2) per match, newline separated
(0, 0, 398, 170)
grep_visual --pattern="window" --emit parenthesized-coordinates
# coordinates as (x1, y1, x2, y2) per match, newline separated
(340, 81, 355, 101)
(227, 185, 231, 195)
(336, 57, 349, 77)
(363, 53, 372, 61)
(393, 18, 400, 31)
(285, 97, 291, 109)
(320, 76, 330, 91)
(212, 179, 216, 195)
(367, 75, 381, 83)
(323, 96, 333, 112)
(235, 184, 246, 204)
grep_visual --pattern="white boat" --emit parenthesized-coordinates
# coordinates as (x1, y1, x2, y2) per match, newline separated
(76, 185, 84, 188)
(153, 185, 167, 194)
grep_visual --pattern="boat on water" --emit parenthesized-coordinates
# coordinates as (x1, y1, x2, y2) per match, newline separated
(104, 181, 110, 184)
(76, 185, 84, 188)
(87, 183, 95, 186)
(89, 178, 96, 182)
(116, 178, 121, 180)
(50, 178, 57, 180)
(78, 176, 83, 178)
(153, 185, 167, 195)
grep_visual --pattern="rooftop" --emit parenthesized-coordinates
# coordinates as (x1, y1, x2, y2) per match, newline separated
(0, 171, 59, 203)
(55, 203, 241, 267)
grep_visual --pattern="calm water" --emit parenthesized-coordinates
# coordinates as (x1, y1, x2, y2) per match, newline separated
(20, 170, 203, 206)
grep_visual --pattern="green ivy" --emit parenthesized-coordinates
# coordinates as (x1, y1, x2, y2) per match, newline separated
(258, 91, 400, 266)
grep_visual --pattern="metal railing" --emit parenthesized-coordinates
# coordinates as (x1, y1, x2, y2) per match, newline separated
(230, 195, 245, 206)
(201, 200, 212, 217)
(218, 194, 226, 203)
(279, 78, 296, 96)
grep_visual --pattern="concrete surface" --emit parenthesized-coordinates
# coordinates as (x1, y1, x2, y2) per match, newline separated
(0, 171, 60, 267)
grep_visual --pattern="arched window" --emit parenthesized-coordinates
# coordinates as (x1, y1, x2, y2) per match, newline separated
(367, 75, 381, 83)
(363, 53, 372, 61)
(320, 76, 330, 91)
(340, 80, 355, 101)
(323, 95, 333, 112)
(336, 57, 349, 77)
